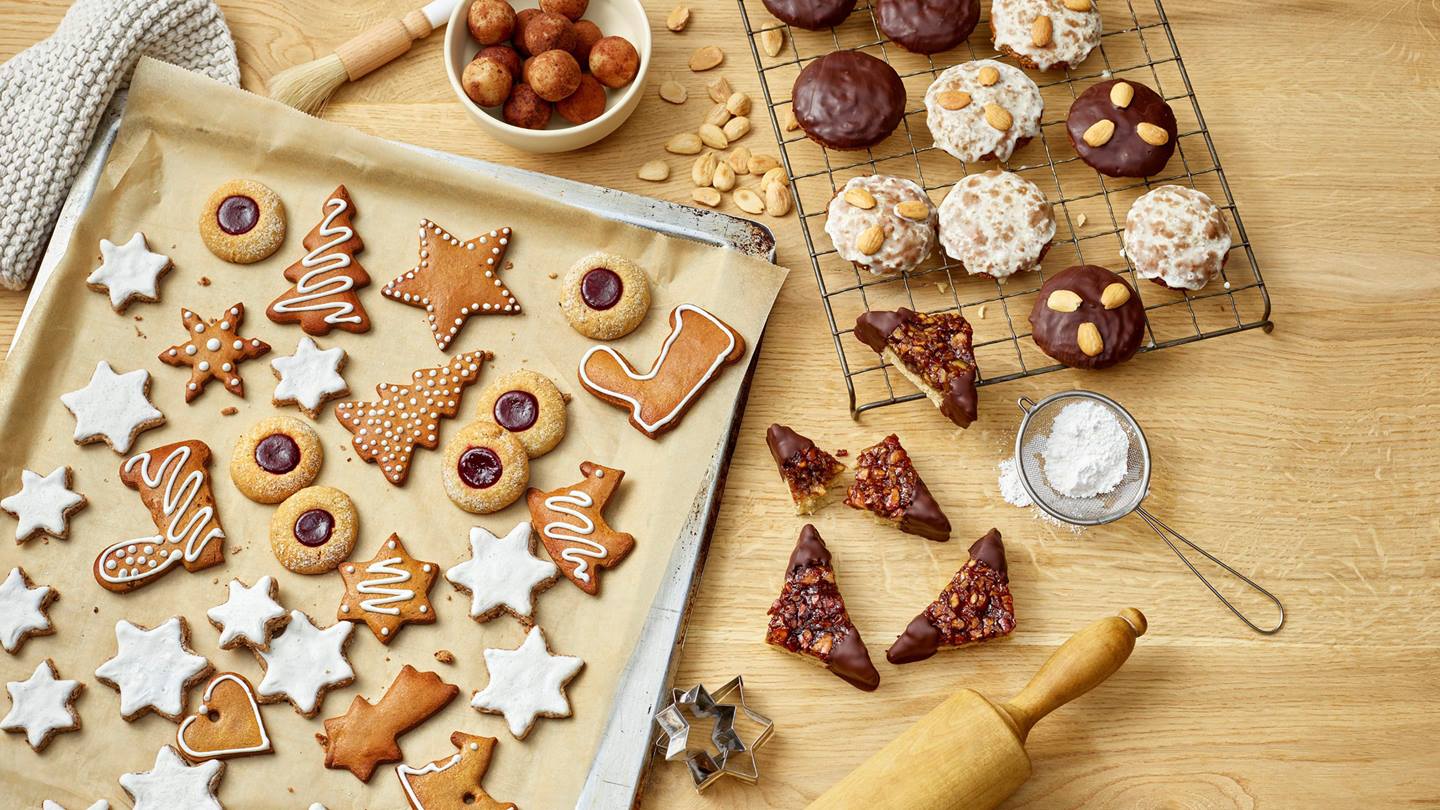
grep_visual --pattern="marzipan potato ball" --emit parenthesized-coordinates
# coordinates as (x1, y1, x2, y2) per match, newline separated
(522, 11, 576, 56)
(464, 56, 513, 107)
(467, 0, 516, 45)
(556, 74, 607, 124)
(589, 35, 640, 88)
(524, 49, 582, 103)
(476, 44, 521, 80)
(504, 83, 553, 129)
(570, 19, 603, 63)
(513, 7, 542, 55)
(540, 0, 589, 22)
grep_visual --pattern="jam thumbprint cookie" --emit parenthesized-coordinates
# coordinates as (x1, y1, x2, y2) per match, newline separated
(1066, 79, 1177, 178)
(199, 179, 286, 264)
(269, 486, 358, 574)
(474, 370, 568, 458)
(560, 253, 651, 340)
(1029, 264, 1146, 369)
(442, 422, 529, 514)
(230, 416, 323, 503)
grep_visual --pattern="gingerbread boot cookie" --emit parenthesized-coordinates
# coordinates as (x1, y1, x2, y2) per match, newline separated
(525, 462, 634, 595)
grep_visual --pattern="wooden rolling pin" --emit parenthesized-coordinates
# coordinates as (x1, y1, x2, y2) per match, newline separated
(810, 608, 1147, 810)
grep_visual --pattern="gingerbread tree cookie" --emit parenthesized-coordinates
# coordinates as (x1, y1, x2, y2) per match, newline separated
(525, 461, 635, 595)
(396, 732, 517, 810)
(886, 529, 1015, 664)
(334, 351, 489, 486)
(159, 303, 271, 402)
(382, 220, 519, 351)
(267, 186, 372, 335)
(320, 665, 458, 782)
(766, 525, 880, 691)
(337, 534, 439, 644)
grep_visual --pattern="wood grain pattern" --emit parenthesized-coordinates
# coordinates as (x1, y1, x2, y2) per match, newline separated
(3, 1, 1438, 807)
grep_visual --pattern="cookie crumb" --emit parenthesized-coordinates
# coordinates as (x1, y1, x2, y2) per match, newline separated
(134, 325, 146, 339)
(198, 276, 212, 286)
(936, 282, 949, 294)
(133, 315, 143, 321)
(977, 304, 987, 319)
(835, 448, 849, 457)
(220, 406, 238, 416)
(547, 272, 558, 279)
(434, 649, 455, 664)
(1076, 213, 1088, 228)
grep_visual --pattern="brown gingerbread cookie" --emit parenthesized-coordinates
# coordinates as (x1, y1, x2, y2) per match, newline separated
(337, 534, 439, 644)
(320, 665, 459, 782)
(525, 461, 635, 595)
(229, 416, 323, 504)
(382, 221, 519, 351)
(441, 421, 530, 514)
(1028, 264, 1146, 369)
(269, 486, 358, 575)
(266, 185, 372, 335)
(1066, 78, 1177, 178)
(397, 732, 517, 810)
(473, 369, 568, 458)
(199, 179, 286, 264)
(578, 304, 745, 439)
(93, 440, 227, 593)
(159, 303, 271, 402)
(176, 672, 272, 762)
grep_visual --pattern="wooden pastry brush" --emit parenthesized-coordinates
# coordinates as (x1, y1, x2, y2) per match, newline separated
(268, 0, 459, 116)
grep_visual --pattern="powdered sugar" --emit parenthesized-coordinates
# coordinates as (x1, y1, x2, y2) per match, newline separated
(997, 457, 1079, 532)
(1040, 400, 1129, 498)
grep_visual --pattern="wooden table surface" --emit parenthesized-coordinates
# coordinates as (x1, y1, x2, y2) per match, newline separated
(4, 1, 1438, 807)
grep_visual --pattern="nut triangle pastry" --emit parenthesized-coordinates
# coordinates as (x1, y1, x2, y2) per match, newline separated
(766, 525, 880, 691)
(887, 529, 1015, 664)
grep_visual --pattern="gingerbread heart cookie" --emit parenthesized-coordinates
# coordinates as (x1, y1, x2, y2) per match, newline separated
(578, 304, 745, 439)
(267, 185, 372, 334)
(525, 461, 634, 595)
(176, 672, 271, 762)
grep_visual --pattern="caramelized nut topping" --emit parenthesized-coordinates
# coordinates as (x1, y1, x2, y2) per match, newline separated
(922, 556, 1015, 646)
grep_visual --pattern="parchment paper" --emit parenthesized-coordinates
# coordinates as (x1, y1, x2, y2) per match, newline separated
(0, 58, 786, 809)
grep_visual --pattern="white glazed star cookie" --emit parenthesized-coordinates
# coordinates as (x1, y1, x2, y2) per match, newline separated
(59, 361, 166, 454)
(254, 610, 354, 716)
(1, 659, 82, 750)
(271, 336, 349, 418)
(447, 522, 559, 624)
(2, 466, 86, 543)
(207, 576, 288, 651)
(0, 566, 55, 654)
(95, 617, 211, 721)
(86, 233, 173, 313)
(120, 745, 224, 810)
(471, 625, 583, 739)
(42, 801, 109, 810)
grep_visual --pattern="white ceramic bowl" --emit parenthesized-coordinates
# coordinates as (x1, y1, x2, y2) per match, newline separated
(444, 0, 652, 153)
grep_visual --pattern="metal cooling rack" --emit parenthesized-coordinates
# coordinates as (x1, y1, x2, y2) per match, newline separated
(737, 0, 1272, 416)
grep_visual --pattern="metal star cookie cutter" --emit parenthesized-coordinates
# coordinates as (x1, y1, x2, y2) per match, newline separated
(652, 675, 775, 791)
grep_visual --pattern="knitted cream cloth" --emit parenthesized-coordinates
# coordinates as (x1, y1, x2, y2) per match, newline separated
(0, 0, 240, 290)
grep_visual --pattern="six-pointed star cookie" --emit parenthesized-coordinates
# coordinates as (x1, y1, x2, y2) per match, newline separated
(337, 534, 439, 644)
(2, 466, 86, 543)
(2, 658, 83, 750)
(471, 625, 583, 739)
(42, 800, 109, 810)
(447, 522, 558, 624)
(120, 745, 224, 810)
(0, 566, 56, 654)
(159, 303, 271, 402)
(207, 576, 288, 651)
(59, 361, 166, 453)
(95, 617, 211, 721)
(254, 610, 355, 716)
(271, 336, 349, 418)
(382, 220, 519, 351)
(86, 232, 172, 312)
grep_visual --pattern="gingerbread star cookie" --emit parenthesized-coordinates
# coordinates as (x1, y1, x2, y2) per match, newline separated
(2, 658, 82, 751)
(525, 461, 635, 596)
(94, 616, 212, 721)
(2, 466, 86, 543)
(0, 566, 56, 654)
(471, 626, 583, 739)
(382, 220, 519, 351)
(254, 611, 355, 717)
(335, 351, 489, 486)
(120, 745, 224, 810)
(176, 672, 271, 762)
(320, 665, 458, 782)
(396, 732, 517, 810)
(337, 534, 439, 644)
(159, 303, 271, 402)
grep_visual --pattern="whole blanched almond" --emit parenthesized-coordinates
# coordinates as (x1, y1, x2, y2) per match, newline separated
(725, 92, 752, 116)
(734, 188, 766, 215)
(637, 160, 670, 181)
(667, 133, 703, 154)
(692, 187, 721, 207)
(977, 66, 1000, 86)
(760, 27, 785, 57)
(713, 161, 737, 191)
(1032, 15, 1053, 47)
(660, 79, 688, 104)
(984, 103, 1013, 131)
(844, 187, 877, 209)
(667, 4, 690, 31)
(761, 166, 788, 191)
(1063, 0, 1092, 10)
(783, 108, 799, 131)
(765, 183, 793, 216)
(1077, 322, 1104, 356)
(1137, 122, 1170, 146)
(690, 46, 725, 72)
(692, 152, 718, 187)
(894, 200, 930, 220)
(1082, 119, 1115, 147)
(748, 153, 780, 174)
(1046, 289, 1083, 312)
(937, 91, 972, 111)
(707, 76, 733, 103)
(705, 102, 731, 127)
(722, 116, 751, 141)
(728, 146, 752, 174)
(856, 225, 885, 255)
(1110, 81, 1134, 108)
(699, 123, 729, 149)
(1101, 282, 1131, 309)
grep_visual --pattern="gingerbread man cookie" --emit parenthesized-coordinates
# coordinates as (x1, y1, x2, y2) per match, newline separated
(267, 185, 372, 334)
(335, 351, 489, 486)
(229, 416, 323, 503)
(320, 665, 458, 782)
(337, 534, 439, 644)
(176, 672, 271, 762)
(578, 304, 745, 439)
(382, 221, 519, 351)
(94, 440, 227, 593)
(525, 461, 635, 595)
(86, 233, 172, 312)
(2, 466, 86, 543)
(159, 303, 271, 402)
(396, 732, 517, 810)
(199, 178, 286, 264)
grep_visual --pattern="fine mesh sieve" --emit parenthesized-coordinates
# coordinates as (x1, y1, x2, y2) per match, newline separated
(1015, 391, 1286, 635)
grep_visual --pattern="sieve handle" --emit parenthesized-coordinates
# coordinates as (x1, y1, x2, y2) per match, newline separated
(1134, 507, 1286, 634)
(1017, 396, 1038, 413)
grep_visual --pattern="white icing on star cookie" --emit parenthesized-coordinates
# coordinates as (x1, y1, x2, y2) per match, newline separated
(86, 232, 172, 312)
(0, 566, 55, 654)
(120, 745, 224, 810)
(2, 466, 86, 543)
(42, 801, 109, 810)
(470, 625, 583, 739)
(271, 336, 349, 418)
(59, 361, 166, 454)
(254, 610, 354, 716)
(95, 617, 211, 721)
(447, 522, 558, 624)
(207, 576, 288, 650)
(2, 658, 82, 750)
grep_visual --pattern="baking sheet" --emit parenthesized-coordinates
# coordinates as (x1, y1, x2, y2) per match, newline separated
(0, 58, 787, 809)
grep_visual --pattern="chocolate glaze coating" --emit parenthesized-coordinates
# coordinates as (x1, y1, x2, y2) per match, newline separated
(1029, 264, 1146, 369)
(793, 52, 905, 151)
(853, 308, 978, 428)
(766, 423, 813, 467)
(876, 0, 978, 55)
(790, 525, 881, 691)
(763, 0, 856, 30)
(887, 529, 1006, 663)
(1066, 79, 1177, 178)
(968, 527, 1006, 575)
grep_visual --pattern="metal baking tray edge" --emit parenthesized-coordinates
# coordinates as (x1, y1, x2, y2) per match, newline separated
(19, 109, 776, 810)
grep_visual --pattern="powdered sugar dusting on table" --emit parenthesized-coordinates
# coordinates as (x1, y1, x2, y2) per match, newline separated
(997, 457, 1078, 532)
(1041, 400, 1129, 498)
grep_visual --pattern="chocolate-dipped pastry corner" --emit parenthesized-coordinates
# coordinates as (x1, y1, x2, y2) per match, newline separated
(1066, 78, 1177, 178)
(1029, 264, 1146, 370)
(844, 433, 951, 541)
(854, 308, 978, 428)
(887, 529, 1014, 664)
(766, 524, 881, 691)
(767, 424, 847, 515)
